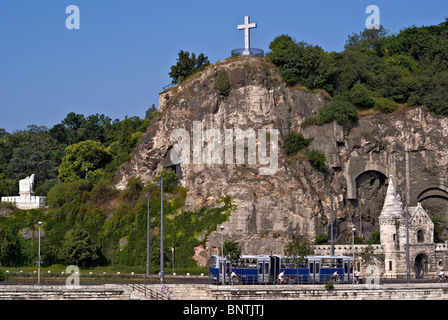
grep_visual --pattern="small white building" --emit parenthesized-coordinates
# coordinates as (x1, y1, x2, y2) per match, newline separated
(1, 174, 46, 210)
(313, 175, 448, 279)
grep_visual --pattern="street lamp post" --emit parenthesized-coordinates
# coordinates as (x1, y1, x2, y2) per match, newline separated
(220, 225, 224, 286)
(404, 182, 411, 283)
(159, 175, 164, 284)
(330, 193, 334, 256)
(397, 183, 411, 283)
(172, 247, 175, 275)
(37, 221, 43, 285)
(352, 227, 356, 284)
(145, 191, 150, 276)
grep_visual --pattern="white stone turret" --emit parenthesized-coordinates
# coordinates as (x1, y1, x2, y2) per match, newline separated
(379, 175, 404, 219)
(379, 175, 407, 276)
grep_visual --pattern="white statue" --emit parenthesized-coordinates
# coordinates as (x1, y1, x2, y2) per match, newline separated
(19, 174, 35, 194)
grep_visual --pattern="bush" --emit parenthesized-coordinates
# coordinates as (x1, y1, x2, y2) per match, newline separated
(283, 132, 313, 156)
(216, 71, 231, 97)
(266, 34, 336, 90)
(373, 97, 399, 113)
(47, 180, 92, 209)
(314, 234, 329, 245)
(307, 149, 326, 172)
(154, 170, 179, 193)
(325, 281, 334, 291)
(169, 50, 210, 84)
(319, 99, 358, 126)
(348, 82, 375, 108)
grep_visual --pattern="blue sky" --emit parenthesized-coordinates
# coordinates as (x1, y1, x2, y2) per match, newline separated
(0, 0, 447, 133)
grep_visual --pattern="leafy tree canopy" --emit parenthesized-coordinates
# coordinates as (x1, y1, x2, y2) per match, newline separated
(169, 50, 210, 84)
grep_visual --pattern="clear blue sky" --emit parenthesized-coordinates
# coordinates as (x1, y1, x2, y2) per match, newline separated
(0, 0, 447, 133)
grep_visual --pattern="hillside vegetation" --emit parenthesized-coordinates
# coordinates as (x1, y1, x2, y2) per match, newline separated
(0, 20, 447, 270)
(267, 20, 448, 121)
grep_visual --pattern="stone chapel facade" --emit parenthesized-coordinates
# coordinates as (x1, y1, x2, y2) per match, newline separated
(313, 175, 448, 278)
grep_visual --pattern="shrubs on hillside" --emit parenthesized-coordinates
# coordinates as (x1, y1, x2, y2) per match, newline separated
(267, 19, 448, 117)
(319, 99, 359, 125)
(373, 97, 399, 113)
(284, 132, 313, 157)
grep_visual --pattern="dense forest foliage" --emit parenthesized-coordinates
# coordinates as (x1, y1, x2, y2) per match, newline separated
(0, 105, 235, 271)
(1, 20, 447, 271)
(267, 20, 448, 122)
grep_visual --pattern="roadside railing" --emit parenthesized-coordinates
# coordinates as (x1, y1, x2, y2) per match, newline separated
(0, 270, 210, 286)
(2, 270, 446, 286)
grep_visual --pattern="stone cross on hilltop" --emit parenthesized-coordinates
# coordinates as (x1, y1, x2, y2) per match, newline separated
(238, 16, 257, 56)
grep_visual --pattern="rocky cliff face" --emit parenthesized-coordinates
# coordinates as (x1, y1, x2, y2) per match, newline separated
(114, 57, 448, 264)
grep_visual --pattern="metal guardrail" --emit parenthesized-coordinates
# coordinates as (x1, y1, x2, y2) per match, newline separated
(2, 271, 446, 287)
(161, 83, 175, 92)
(231, 48, 264, 57)
(130, 284, 170, 300)
(0, 272, 210, 286)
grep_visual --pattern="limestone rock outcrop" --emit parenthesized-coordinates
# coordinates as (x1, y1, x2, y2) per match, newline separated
(114, 57, 448, 260)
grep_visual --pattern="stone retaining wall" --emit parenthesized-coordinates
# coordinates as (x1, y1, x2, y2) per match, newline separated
(0, 284, 130, 300)
(144, 283, 448, 300)
(1, 283, 448, 300)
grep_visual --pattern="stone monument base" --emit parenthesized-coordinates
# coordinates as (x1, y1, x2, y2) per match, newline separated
(1, 193, 46, 210)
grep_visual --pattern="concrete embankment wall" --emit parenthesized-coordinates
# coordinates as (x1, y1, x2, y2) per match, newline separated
(146, 283, 448, 300)
(0, 284, 130, 300)
(1, 283, 448, 300)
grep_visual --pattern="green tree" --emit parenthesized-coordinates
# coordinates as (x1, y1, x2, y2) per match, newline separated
(169, 50, 210, 84)
(432, 217, 444, 243)
(58, 140, 112, 182)
(360, 244, 375, 265)
(307, 149, 326, 172)
(4, 125, 60, 188)
(319, 99, 358, 126)
(283, 131, 312, 157)
(345, 25, 389, 56)
(0, 223, 23, 266)
(284, 236, 313, 257)
(314, 234, 329, 245)
(223, 240, 241, 262)
(154, 170, 179, 193)
(60, 228, 99, 267)
(216, 71, 231, 97)
(145, 104, 158, 122)
(267, 34, 336, 92)
(373, 97, 399, 113)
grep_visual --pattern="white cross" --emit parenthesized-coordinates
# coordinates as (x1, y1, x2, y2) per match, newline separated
(238, 16, 257, 56)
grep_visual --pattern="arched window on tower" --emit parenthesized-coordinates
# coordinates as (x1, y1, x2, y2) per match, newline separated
(417, 229, 424, 243)
(389, 261, 392, 271)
